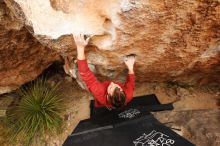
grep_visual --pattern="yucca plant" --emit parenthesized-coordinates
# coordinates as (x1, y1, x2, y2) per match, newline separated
(7, 78, 64, 145)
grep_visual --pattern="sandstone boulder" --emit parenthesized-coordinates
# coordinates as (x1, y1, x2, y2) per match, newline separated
(0, 1, 59, 94)
(1, 0, 220, 93)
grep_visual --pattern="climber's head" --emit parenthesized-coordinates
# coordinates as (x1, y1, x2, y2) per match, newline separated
(107, 82, 126, 108)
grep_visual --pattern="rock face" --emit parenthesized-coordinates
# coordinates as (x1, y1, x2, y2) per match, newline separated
(0, 1, 59, 94)
(1, 0, 220, 92)
(153, 110, 220, 146)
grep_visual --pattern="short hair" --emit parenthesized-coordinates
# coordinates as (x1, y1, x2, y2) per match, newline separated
(108, 87, 126, 108)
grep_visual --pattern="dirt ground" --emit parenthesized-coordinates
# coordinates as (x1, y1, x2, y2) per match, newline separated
(0, 72, 219, 146)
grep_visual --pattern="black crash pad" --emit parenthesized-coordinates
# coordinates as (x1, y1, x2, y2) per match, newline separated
(63, 94, 195, 146)
(90, 94, 174, 118)
(63, 114, 195, 146)
(72, 106, 151, 134)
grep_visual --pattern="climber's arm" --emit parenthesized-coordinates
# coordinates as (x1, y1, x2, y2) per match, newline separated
(74, 34, 97, 87)
(74, 34, 106, 104)
(74, 34, 89, 60)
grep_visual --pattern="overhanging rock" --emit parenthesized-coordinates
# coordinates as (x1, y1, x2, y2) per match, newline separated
(3, 0, 220, 86)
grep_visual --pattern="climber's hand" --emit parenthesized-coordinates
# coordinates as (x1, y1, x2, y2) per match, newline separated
(124, 55, 136, 74)
(73, 34, 90, 60)
(73, 34, 90, 49)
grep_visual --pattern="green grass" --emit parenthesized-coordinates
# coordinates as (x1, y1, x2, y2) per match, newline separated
(6, 78, 64, 145)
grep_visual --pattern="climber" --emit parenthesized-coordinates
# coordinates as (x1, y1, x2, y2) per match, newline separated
(64, 34, 136, 108)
